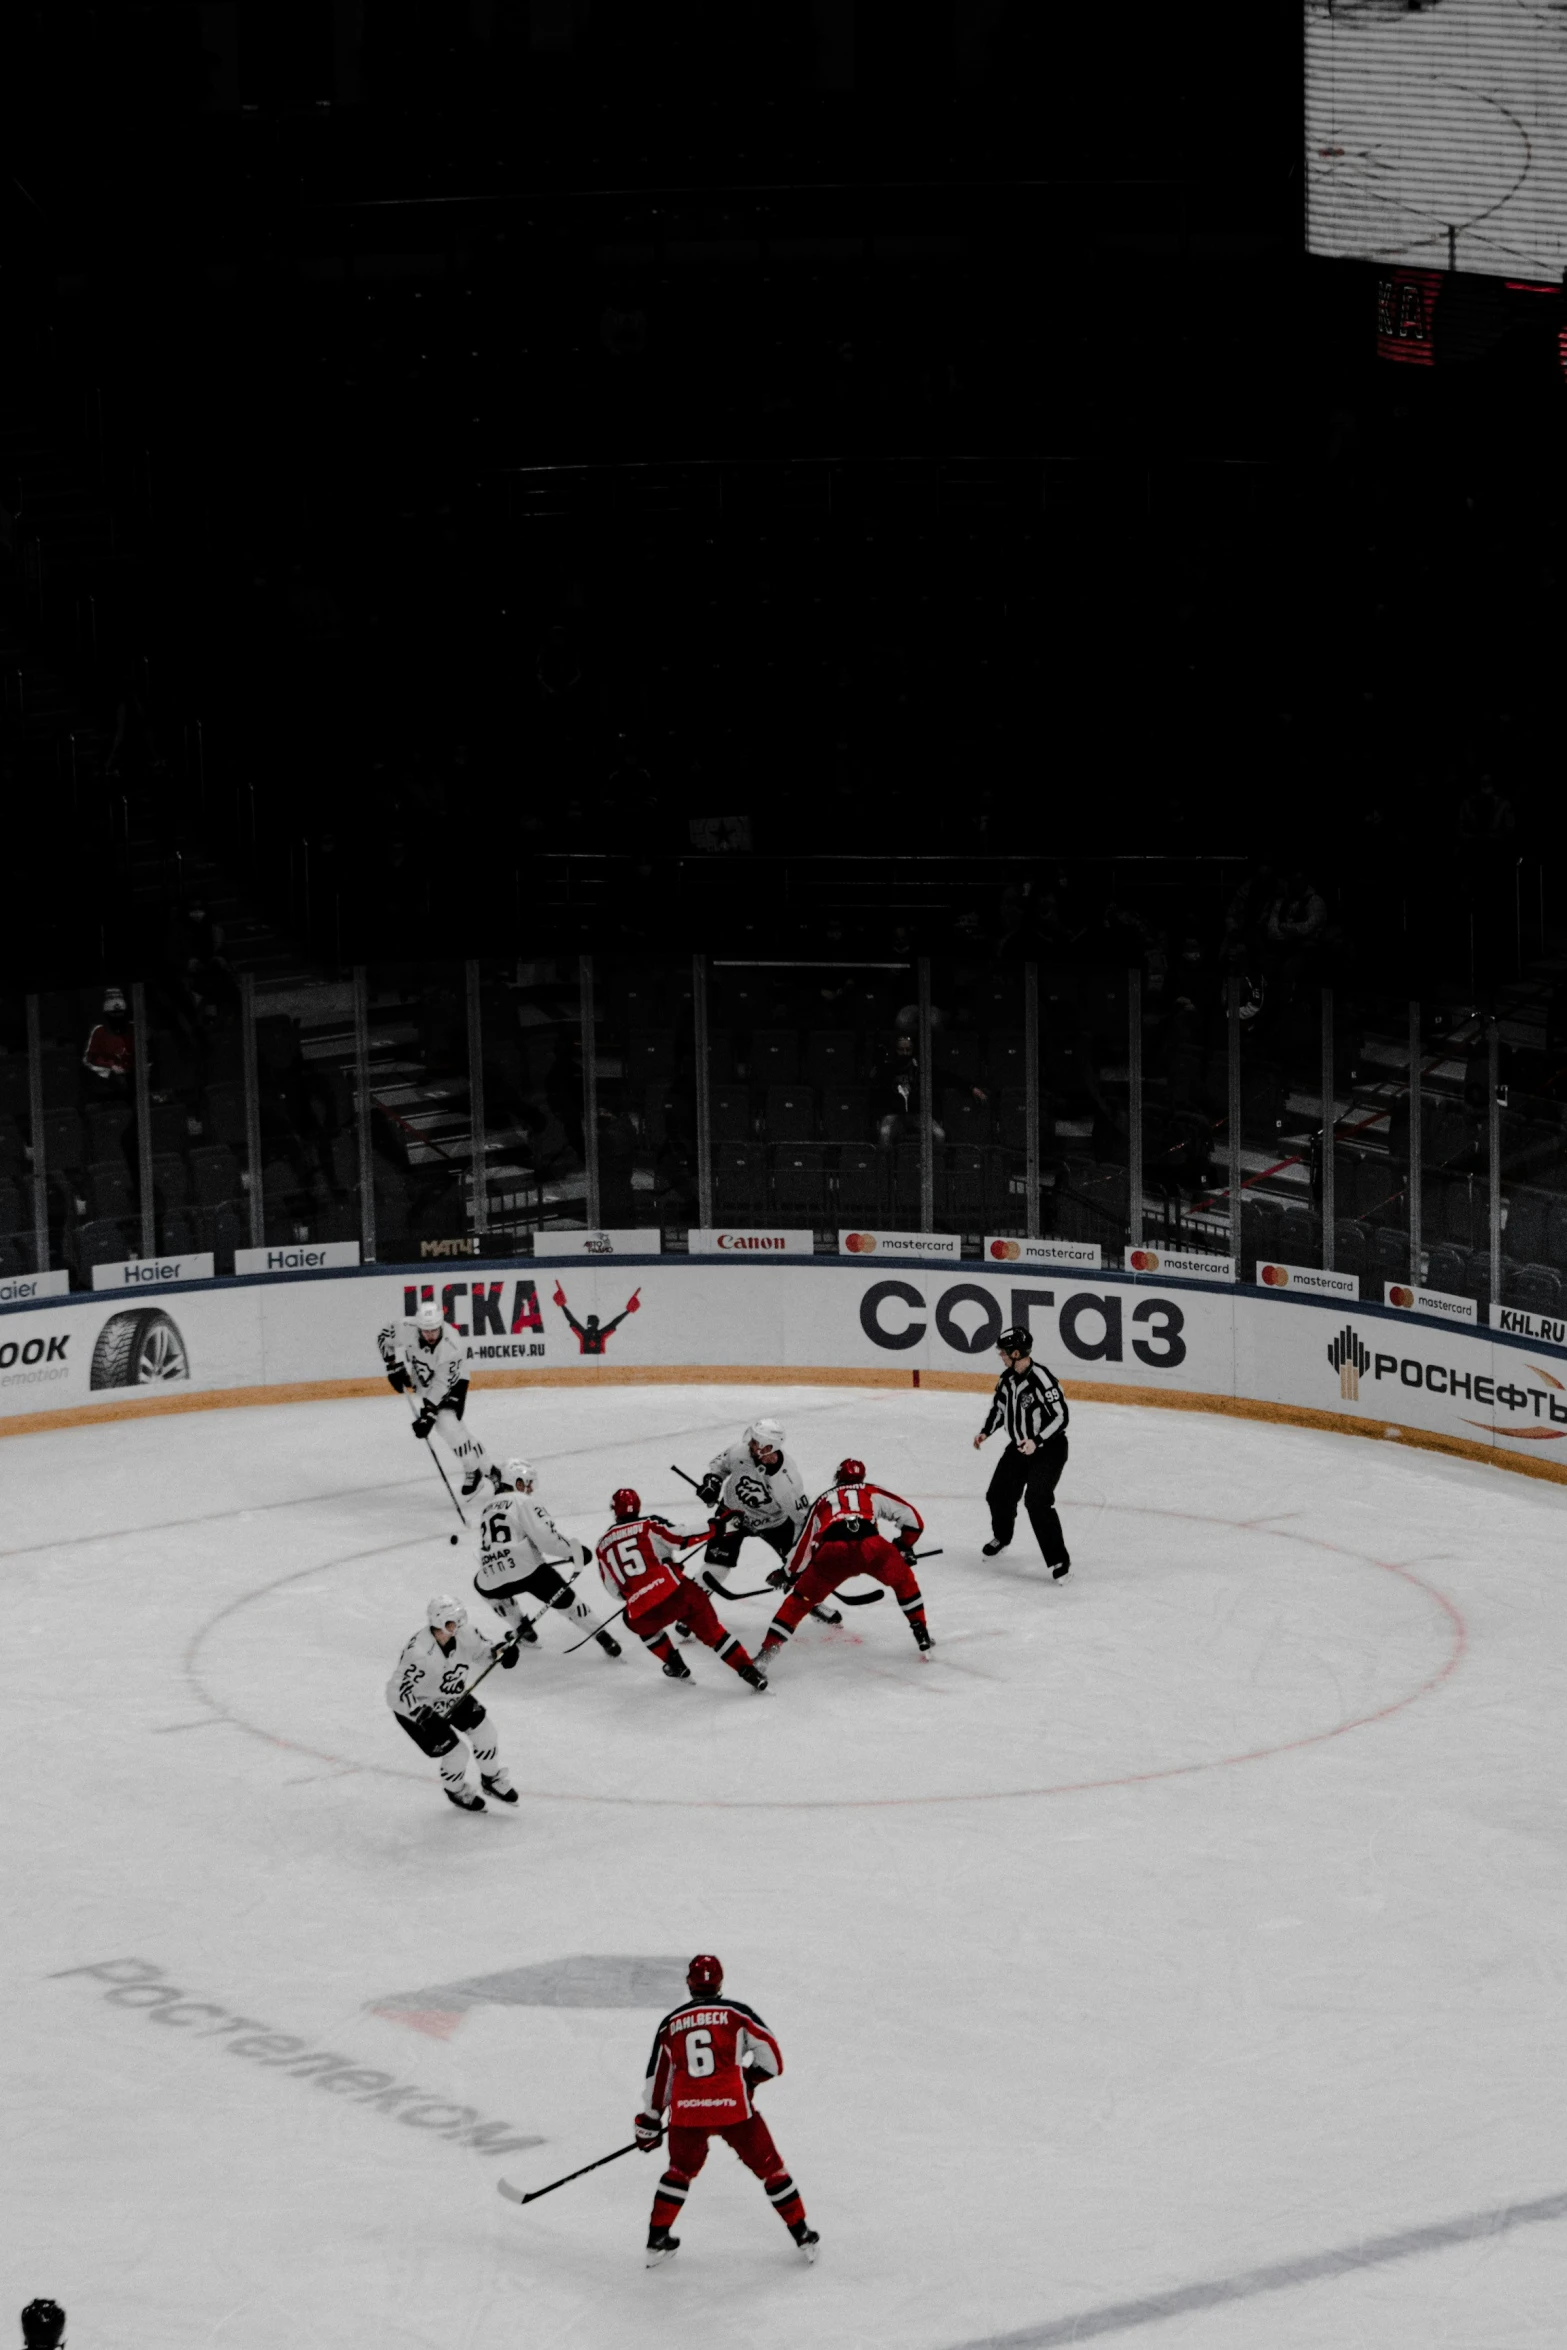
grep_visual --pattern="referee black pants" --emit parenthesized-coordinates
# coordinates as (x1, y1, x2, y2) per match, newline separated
(985, 1433, 1069, 1566)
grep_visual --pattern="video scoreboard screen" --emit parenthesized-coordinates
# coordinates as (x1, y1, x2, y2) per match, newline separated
(1305, 0, 1567, 282)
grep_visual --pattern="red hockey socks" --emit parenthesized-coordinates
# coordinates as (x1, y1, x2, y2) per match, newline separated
(765, 2170, 806, 2229)
(651, 2171, 689, 2232)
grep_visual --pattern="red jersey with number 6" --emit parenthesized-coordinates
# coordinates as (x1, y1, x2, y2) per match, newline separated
(595, 1514, 700, 1621)
(642, 1995, 784, 2129)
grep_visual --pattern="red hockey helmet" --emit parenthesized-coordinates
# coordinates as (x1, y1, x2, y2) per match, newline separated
(835, 1458, 866, 1483)
(686, 1953, 724, 1995)
(611, 1487, 640, 1520)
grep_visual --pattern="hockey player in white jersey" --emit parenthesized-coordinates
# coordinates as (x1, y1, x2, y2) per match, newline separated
(386, 1596, 518, 1813)
(697, 1419, 838, 1624)
(475, 1460, 623, 1659)
(378, 1301, 500, 1499)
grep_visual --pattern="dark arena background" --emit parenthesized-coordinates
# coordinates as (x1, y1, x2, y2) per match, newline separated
(3, 8, 1566, 2348)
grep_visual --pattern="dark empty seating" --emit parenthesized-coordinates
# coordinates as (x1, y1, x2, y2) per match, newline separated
(765, 1085, 816, 1141)
(835, 1145, 883, 1221)
(749, 1029, 798, 1083)
(805, 1032, 858, 1086)
(85, 1161, 135, 1220)
(941, 1092, 992, 1146)
(1424, 1243, 1468, 1295)
(204, 1083, 248, 1147)
(709, 1086, 753, 1142)
(820, 1088, 869, 1143)
(1275, 1206, 1321, 1265)
(987, 1031, 1027, 1086)
(41, 1107, 85, 1171)
(933, 1031, 982, 1085)
(85, 1102, 132, 1160)
(1332, 1219, 1370, 1276)
(1503, 1262, 1562, 1315)
(190, 1144, 240, 1206)
(1503, 1189, 1550, 1264)
(715, 1142, 766, 1217)
(0, 1177, 25, 1236)
(151, 1152, 190, 1205)
(772, 1145, 828, 1220)
(625, 1031, 676, 1085)
(74, 1217, 131, 1273)
(1371, 1225, 1410, 1281)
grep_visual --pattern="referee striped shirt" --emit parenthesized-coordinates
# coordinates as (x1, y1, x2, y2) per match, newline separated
(982, 1361, 1069, 1447)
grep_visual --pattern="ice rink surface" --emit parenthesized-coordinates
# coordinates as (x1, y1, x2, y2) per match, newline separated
(5, 1381, 1566, 2348)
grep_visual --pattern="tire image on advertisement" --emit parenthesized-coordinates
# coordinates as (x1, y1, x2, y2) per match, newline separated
(90, 1307, 190, 1390)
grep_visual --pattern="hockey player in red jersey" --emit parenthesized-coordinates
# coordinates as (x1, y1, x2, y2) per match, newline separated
(637, 1953, 819, 2268)
(595, 1491, 769, 1691)
(759, 1459, 932, 1659)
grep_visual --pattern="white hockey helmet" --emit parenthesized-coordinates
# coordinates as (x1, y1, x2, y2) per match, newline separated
(426, 1595, 466, 1629)
(746, 1418, 785, 1454)
(414, 1300, 443, 1334)
(502, 1457, 535, 1490)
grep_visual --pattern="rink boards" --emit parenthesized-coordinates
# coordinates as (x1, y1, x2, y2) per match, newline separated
(3, 1255, 1567, 1484)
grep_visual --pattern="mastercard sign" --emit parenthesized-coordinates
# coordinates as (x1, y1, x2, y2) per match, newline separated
(1385, 1280, 1477, 1324)
(837, 1228, 961, 1261)
(1124, 1246, 1237, 1282)
(984, 1236, 1101, 1269)
(1257, 1259, 1359, 1299)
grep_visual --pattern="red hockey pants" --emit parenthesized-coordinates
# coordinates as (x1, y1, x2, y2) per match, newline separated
(651, 2113, 806, 2232)
(629, 1577, 755, 1670)
(770, 1531, 925, 1637)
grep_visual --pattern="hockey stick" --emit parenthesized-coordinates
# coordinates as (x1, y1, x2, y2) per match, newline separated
(563, 1529, 711, 1655)
(497, 2142, 639, 2206)
(407, 1394, 469, 1528)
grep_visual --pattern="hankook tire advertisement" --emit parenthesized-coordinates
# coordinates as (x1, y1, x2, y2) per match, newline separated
(1, 1258, 1565, 1479)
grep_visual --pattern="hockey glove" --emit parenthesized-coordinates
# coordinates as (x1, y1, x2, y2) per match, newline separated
(743, 2064, 769, 2096)
(385, 1365, 411, 1393)
(634, 2112, 664, 2152)
(494, 1636, 521, 1668)
(411, 1404, 437, 1440)
(697, 1472, 722, 1505)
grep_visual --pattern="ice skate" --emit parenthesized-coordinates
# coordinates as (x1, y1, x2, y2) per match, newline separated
(982, 1536, 1008, 1557)
(445, 1787, 485, 1813)
(481, 1775, 519, 1804)
(735, 1661, 769, 1692)
(791, 2224, 820, 2264)
(662, 1653, 692, 1681)
(645, 2229, 680, 2269)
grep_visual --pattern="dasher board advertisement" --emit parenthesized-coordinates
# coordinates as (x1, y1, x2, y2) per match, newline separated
(982, 1237, 1101, 1269)
(687, 1229, 814, 1255)
(2, 1260, 1566, 1478)
(91, 1253, 216, 1291)
(1258, 1260, 1359, 1301)
(837, 1230, 961, 1260)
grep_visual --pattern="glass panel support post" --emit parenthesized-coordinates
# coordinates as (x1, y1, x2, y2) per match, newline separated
(693, 953, 713, 1232)
(25, 994, 47, 1275)
(132, 979, 155, 1261)
(1320, 988, 1335, 1269)
(918, 956, 935, 1233)
(1488, 1021, 1502, 1307)
(1024, 962, 1040, 1240)
(354, 965, 377, 1263)
(1127, 966, 1143, 1250)
(240, 970, 264, 1249)
(1227, 976, 1244, 1266)
(580, 954, 600, 1230)
(1407, 1000, 1422, 1282)
(465, 959, 488, 1241)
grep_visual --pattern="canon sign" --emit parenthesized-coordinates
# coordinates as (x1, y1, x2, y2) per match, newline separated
(858, 1279, 1187, 1366)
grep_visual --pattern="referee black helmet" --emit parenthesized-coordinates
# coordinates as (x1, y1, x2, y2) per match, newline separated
(998, 1325, 1032, 1354)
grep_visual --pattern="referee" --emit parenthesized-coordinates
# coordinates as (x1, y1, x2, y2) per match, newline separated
(972, 1324, 1071, 1578)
